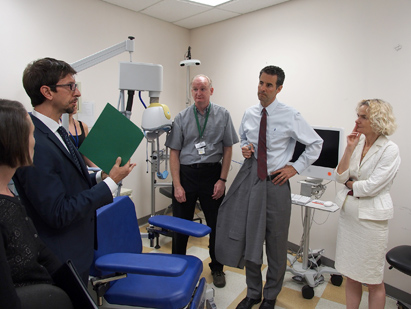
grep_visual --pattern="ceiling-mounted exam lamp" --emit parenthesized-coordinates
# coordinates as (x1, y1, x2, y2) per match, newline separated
(179, 46, 201, 67)
(180, 46, 201, 107)
(180, 59, 201, 66)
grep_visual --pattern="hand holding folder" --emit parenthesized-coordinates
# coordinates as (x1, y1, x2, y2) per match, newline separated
(79, 103, 144, 173)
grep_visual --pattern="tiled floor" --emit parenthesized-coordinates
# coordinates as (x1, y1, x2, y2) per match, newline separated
(140, 223, 399, 309)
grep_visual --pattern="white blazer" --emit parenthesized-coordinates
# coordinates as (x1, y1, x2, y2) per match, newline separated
(335, 135, 400, 220)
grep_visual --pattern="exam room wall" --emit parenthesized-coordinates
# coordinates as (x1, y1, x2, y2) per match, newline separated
(187, 0, 411, 295)
(2, 0, 410, 297)
(0, 0, 189, 219)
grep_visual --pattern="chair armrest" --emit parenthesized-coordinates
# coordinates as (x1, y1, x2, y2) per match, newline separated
(148, 215, 211, 237)
(95, 253, 188, 277)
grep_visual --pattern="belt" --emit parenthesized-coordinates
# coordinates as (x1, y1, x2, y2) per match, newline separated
(184, 162, 220, 169)
(347, 190, 359, 199)
(266, 172, 281, 181)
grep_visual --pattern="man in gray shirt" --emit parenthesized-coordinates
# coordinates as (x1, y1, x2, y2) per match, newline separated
(165, 74, 238, 288)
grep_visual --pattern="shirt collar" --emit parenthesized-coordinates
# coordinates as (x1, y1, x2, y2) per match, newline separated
(259, 98, 279, 116)
(32, 110, 61, 133)
(195, 102, 212, 115)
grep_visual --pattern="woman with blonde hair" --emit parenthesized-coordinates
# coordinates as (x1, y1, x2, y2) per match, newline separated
(334, 99, 400, 308)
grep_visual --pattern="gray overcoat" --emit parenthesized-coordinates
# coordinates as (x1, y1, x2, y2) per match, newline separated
(215, 157, 269, 268)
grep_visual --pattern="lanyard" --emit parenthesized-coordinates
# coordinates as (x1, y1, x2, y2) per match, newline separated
(193, 103, 211, 139)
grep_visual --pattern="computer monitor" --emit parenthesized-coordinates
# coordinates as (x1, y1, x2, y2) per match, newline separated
(290, 126, 345, 181)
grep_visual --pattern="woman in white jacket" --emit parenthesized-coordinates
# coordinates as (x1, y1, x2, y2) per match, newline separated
(334, 99, 400, 309)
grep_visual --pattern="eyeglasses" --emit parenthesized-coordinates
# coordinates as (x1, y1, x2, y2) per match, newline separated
(48, 83, 78, 91)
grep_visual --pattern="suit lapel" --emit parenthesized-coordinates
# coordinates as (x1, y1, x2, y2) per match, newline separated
(360, 135, 388, 166)
(31, 114, 90, 182)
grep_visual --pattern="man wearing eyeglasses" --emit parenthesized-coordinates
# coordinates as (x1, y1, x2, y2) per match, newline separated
(13, 57, 136, 285)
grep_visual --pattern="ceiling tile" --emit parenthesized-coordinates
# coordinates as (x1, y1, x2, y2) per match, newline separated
(102, 0, 161, 11)
(142, 0, 210, 23)
(173, 8, 239, 29)
(100, 0, 291, 29)
(219, 0, 289, 14)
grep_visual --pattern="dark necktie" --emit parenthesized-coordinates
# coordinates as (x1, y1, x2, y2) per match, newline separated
(257, 108, 268, 180)
(57, 126, 83, 174)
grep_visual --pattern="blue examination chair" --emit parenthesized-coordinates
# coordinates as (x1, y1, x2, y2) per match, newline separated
(89, 196, 211, 308)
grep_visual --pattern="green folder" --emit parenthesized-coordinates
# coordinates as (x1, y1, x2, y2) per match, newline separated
(79, 103, 144, 173)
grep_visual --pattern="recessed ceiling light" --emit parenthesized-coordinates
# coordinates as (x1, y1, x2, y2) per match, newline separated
(188, 0, 231, 7)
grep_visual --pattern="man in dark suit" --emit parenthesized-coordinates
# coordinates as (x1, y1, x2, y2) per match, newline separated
(13, 57, 136, 284)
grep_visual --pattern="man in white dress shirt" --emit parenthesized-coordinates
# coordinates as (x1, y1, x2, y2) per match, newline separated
(216, 65, 323, 309)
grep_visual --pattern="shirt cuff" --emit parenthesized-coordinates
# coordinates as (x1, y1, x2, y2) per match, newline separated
(291, 162, 303, 175)
(96, 171, 103, 183)
(103, 177, 119, 194)
(96, 171, 118, 194)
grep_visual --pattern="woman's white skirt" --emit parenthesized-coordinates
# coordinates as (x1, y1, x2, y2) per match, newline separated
(335, 196, 388, 284)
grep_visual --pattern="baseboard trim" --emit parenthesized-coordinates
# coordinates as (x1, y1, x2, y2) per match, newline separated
(137, 206, 171, 226)
(385, 281, 411, 306)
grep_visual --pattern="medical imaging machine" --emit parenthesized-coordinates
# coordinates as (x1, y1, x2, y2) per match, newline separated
(70, 37, 173, 228)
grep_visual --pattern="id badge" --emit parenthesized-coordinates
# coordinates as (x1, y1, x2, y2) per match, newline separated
(195, 141, 206, 155)
(195, 141, 206, 149)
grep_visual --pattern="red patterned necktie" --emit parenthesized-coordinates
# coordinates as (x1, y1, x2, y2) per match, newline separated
(257, 108, 268, 180)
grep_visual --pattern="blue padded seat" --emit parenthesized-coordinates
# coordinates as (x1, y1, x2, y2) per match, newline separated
(104, 254, 202, 308)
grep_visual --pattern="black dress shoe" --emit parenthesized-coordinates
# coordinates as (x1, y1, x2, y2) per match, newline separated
(212, 270, 226, 288)
(259, 298, 276, 309)
(236, 296, 261, 309)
